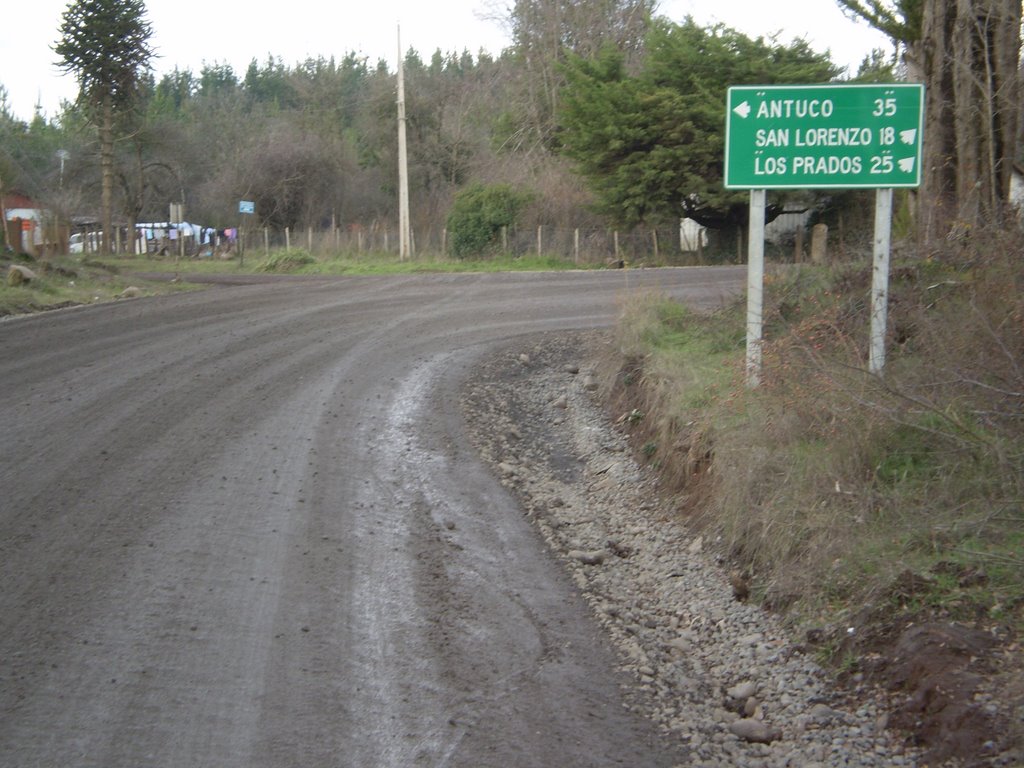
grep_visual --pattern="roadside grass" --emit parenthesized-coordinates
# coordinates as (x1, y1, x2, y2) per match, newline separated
(606, 224, 1024, 652)
(97, 249, 599, 276)
(0, 255, 197, 317)
(4, 244, 676, 316)
(290, 250, 590, 274)
(3, 248, 585, 315)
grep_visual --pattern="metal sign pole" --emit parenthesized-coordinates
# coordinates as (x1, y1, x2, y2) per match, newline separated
(869, 188, 894, 375)
(746, 189, 766, 387)
(725, 84, 923, 384)
(238, 201, 255, 267)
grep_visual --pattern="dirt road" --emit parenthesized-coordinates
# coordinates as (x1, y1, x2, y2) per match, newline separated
(0, 268, 742, 767)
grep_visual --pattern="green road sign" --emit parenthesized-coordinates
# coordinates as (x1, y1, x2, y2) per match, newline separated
(725, 84, 924, 189)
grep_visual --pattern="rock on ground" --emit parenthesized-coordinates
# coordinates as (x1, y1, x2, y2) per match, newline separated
(7, 264, 37, 286)
(462, 329, 921, 768)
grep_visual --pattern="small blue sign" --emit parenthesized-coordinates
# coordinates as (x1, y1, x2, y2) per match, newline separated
(239, 200, 255, 214)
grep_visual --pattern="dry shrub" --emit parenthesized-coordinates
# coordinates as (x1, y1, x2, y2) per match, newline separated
(611, 220, 1024, 628)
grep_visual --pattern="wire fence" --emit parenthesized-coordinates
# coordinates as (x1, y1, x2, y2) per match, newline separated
(58, 219, 814, 264)
(226, 222, 732, 265)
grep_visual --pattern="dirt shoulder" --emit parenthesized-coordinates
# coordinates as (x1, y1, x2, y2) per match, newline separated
(462, 329, 1022, 767)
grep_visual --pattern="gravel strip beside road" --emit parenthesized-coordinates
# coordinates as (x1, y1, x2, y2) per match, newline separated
(463, 329, 921, 768)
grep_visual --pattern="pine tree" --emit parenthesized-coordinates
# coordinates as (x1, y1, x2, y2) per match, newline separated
(56, 0, 153, 254)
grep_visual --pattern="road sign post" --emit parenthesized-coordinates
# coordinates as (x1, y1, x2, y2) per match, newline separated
(238, 201, 255, 266)
(747, 190, 766, 388)
(724, 84, 924, 384)
(725, 84, 924, 190)
(870, 188, 895, 374)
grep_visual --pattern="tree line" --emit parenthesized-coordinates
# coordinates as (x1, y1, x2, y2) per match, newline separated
(0, 0, 1019, 258)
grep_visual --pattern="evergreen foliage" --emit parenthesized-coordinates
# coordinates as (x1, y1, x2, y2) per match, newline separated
(54, 0, 153, 114)
(55, 0, 154, 252)
(446, 184, 533, 258)
(557, 18, 838, 231)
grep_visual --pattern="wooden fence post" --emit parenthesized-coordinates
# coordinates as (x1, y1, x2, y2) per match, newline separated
(810, 224, 828, 265)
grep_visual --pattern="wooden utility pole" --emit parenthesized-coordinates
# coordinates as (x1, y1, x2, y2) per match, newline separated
(397, 26, 411, 261)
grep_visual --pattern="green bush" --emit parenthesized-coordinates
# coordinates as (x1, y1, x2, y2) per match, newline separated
(446, 184, 533, 259)
(256, 249, 316, 273)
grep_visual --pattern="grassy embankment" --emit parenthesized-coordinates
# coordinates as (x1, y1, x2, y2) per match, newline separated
(0, 249, 596, 317)
(0, 256, 204, 317)
(101, 249, 608, 276)
(606, 224, 1023, 660)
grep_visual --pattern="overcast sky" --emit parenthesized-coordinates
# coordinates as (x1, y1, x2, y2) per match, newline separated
(1, 0, 891, 122)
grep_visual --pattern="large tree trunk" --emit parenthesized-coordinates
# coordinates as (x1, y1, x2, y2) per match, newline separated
(981, 0, 1021, 210)
(915, 3, 957, 245)
(100, 95, 115, 255)
(127, 143, 144, 257)
(952, 0, 1021, 227)
(915, 0, 1021, 248)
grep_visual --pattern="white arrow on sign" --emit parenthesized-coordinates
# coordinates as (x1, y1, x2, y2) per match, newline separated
(898, 157, 916, 173)
(733, 101, 751, 119)
(899, 129, 917, 145)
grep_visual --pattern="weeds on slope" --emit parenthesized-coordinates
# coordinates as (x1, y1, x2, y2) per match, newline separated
(607, 222, 1024, 640)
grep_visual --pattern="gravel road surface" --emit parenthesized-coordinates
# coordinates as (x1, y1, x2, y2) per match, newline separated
(0, 268, 741, 767)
